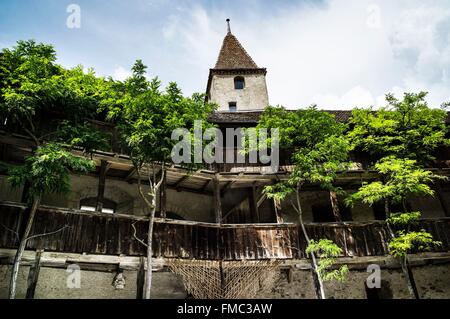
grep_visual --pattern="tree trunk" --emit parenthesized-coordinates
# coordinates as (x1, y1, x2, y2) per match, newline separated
(386, 210, 418, 300)
(296, 184, 326, 299)
(9, 196, 41, 299)
(401, 256, 419, 299)
(144, 190, 157, 299)
(136, 166, 165, 300)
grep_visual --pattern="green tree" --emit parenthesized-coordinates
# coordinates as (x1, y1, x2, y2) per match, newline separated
(348, 92, 449, 165)
(347, 156, 444, 298)
(7, 144, 94, 298)
(347, 92, 449, 298)
(0, 40, 105, 298)
(0, 40, 109, 150)
(105, 60, 216, 299)
(255, 105, 350, 299)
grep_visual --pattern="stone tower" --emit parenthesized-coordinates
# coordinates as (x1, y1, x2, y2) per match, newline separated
(206, 19, 269, 112)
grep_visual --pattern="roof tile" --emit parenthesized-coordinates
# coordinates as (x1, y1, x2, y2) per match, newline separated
(214, 32, 259, 69)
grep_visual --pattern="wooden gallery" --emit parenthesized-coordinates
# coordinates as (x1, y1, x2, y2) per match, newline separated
(1, 24, 450, 299)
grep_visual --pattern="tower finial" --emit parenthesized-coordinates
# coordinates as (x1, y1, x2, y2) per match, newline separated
(226, 18, 231, 33)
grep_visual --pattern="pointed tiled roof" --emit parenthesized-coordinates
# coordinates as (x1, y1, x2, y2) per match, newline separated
(214, 32, 259, 69)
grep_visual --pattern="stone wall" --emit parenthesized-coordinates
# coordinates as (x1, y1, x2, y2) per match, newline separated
(257, 263, 450, 299)
(2, 261, 449, 299)
(0, 265, 187, 299)
(209, 74, 269, 112)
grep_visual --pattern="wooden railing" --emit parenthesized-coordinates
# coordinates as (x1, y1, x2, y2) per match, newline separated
(1, 202, 449, 260)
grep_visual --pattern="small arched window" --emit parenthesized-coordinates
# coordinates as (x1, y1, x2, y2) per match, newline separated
(80, 197, 117, 214)
(234, 76, 245, 90)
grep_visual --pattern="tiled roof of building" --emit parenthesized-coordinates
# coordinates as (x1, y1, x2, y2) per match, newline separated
(208, 110, 450, 124)
(214, 32, 259, 69)
(208, 111, 262, 124)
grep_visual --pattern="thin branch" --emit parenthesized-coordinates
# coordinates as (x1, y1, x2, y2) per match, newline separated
(290, 199, 300, 214)
(155, 162, 165, 190)
(23, 127, 40, 147)
(132, 222, 148, 248)
(0, 223, 19, 241)
(26, 225, 70, 241)
(26, 114, 36, 132)
(37, 131, 58, 142)
(152, 163, 156, 188)
(137, 167, 153, 209)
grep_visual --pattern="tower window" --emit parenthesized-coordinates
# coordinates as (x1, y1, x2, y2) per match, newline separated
(228, 102, 237, 112)
(234, 76, 245, 90)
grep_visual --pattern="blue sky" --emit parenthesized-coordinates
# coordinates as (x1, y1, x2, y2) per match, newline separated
(1, 0, 450, 109)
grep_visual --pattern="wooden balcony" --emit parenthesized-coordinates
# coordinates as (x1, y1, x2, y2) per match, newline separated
(1, 202, 449, 261)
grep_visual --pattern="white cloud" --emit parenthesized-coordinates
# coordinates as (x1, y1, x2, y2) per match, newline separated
(312, 86, 376, 109)
(162, 0, 450, 109)
(112, 66, 131, 81)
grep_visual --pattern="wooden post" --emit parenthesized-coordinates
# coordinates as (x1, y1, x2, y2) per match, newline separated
(273, 198, 284, 224)
(96, 160, 109, 212)
(136, 256, 145, 299)
(249, 186, 259, 223)
(329, 191, 342, 222)
(26, 249, 43, 299)
(213, 176, 222, 224)
(436, 184, 450, 217)
(159, 175, 167, 218)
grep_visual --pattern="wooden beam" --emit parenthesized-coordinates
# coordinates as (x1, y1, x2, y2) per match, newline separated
(160, 175, 167, 218)
(436, 183, 450, 217)
(96, 160, 110, 212)
(88, 172, 214, 196)
(125, 167, 136, 183)
(26, 249, 43, 299)
(257, 191, 267, 208)
(330, 191, 342, 222)
(213, 176, 222, 224)
(273, 198, 284, 224)
(174, 175, 190, 190)
(249, 185, 259, 223)
(201, 180, 211, 192)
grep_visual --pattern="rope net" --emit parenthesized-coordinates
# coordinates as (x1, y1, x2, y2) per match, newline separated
(167, 259, 280, 299)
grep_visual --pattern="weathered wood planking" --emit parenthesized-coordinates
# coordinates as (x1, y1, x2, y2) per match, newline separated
(0, 203, 449, 260)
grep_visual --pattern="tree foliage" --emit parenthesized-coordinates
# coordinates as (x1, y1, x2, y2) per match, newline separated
(8, 143, 95, 198)
(346, 157, 444, 207)
(348, 92, 449, 165)
(104, 60, 216, 168)
(0, 40, 109, 151)
(347, 156, 443, 259)
(258, 105, 350, 198)
(306, 239, 349, 282)
(388, 231, 441, 258)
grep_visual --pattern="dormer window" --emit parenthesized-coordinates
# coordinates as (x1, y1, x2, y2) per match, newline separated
(229, 102, 237, 112)
(234, 76, 245, 90)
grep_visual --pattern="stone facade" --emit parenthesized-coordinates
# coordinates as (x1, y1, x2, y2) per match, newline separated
(2, 261, 449, 299)
(208, 73, 269, 112)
